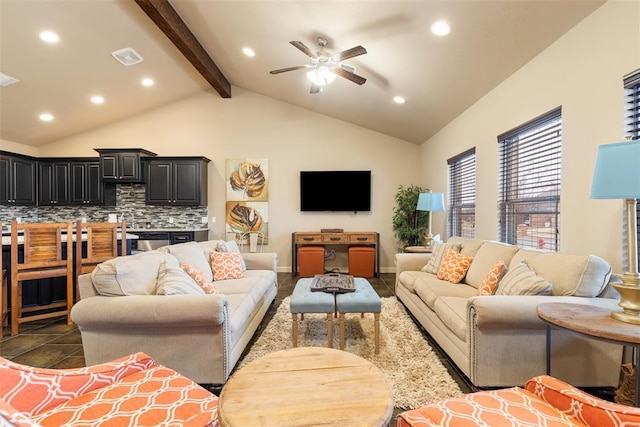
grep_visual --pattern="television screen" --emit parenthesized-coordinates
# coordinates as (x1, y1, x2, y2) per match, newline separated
(300, 170, 371, 212)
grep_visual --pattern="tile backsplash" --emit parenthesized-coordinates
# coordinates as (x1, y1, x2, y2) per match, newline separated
(0, 184, 208, 230)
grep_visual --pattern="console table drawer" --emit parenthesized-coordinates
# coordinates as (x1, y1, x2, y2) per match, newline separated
(295, 233, 323, 244)
(323, 234, 349, 244)
(349, 233, 377, 244)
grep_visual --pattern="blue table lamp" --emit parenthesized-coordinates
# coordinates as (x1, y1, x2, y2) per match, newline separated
(416, 192, 445, 251)
(591, 138, 640, 324)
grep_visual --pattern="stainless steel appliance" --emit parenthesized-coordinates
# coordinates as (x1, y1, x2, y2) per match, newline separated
(131, 231, 170, 253)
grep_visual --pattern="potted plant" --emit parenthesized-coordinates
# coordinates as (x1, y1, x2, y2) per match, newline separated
(392, 184, 429, 251)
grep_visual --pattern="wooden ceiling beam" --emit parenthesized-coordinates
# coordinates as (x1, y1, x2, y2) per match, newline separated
(135, 0, 231, 98)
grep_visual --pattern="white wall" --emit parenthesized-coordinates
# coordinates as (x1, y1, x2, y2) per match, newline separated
(420, 0, 640, 272)
(35, 88, 422, 272)
(0, 139, 38, 157)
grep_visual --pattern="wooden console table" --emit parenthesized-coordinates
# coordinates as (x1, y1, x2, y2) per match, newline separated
(291, 231, 379, 277)
(537, 302, 640, 406)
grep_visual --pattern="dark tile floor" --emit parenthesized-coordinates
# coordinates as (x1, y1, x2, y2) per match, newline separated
(0, 272, 473, 421)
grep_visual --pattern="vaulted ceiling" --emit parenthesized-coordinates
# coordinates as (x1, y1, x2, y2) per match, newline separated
(0, 0, 604, 147)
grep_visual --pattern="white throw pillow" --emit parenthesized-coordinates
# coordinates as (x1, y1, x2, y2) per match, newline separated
(156, 261, 206, 295)
(421, 242, 462, 274)
(496, 260, 553, 296)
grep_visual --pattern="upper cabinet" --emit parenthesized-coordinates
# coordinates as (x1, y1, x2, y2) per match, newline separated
(0, 152, 37, 206)
(38, 160, 71, 205)
(145, 157, 210, 206)
(71, 160, 106, 205)
(95, 148, 156, 182)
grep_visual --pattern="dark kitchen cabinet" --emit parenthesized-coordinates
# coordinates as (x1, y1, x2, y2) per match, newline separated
(0, 152, 37, 206)
(71, 160, 104, 205)
(95, 148, 156, 182)
(145, 157, 210, 206)
(38, 161, 71, 205)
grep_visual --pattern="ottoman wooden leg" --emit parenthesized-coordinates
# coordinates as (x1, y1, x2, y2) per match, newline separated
(327, 313, 333, 348)
(292, 313, 298, 347)
(339, 313, 345, 350)
(374, 313, 380, 354)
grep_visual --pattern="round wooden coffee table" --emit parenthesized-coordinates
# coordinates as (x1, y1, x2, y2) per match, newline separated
(218, 347, 394, 426)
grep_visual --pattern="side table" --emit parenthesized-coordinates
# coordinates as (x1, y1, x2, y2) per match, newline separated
(537, 302, 640, 407)
(404, 246, 432, 253)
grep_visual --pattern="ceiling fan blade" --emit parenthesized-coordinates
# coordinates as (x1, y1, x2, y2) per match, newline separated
(270, 65, 310, 74)
(333, 66, 367, 85)
(290, 41, 317, 59)
(310, 84, 321, 94)
(332, 45, 367, 62)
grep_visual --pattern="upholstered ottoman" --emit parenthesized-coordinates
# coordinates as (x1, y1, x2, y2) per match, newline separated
(290, 278, 335, 348)
(335, 278, 381, 353)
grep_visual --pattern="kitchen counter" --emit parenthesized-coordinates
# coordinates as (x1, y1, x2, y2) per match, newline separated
(2, 232, 138, 246)
(127, 228, 209, 233)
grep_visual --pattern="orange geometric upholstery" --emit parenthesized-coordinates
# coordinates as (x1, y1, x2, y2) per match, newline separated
(396, 375, 640, 427)
(0, 352, 218, 427)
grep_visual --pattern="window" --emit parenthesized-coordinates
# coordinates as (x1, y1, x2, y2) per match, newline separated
(497, 107, 562, 251)
(625, 69, 640, 270)
(447, 148, 476, 238)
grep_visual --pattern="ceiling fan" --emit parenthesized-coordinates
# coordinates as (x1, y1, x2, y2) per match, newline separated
(270, 36, 367, 94)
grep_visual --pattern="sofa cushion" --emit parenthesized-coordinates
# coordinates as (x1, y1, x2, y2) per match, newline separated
(162, 242, 213, 282)
(156, 262, 206, 295)
(437, 250, 474, 283)
(182, 263, 218, 294)
(510, 250, 611, 297)
(447, 237, 485, 258)
(91, 252, 175, 296)
(433, 296, 468, 342)
(215, 270, 277, 306)
(466, 241, 519, 289)
(477, 261, 507, 296)
(496, 261, 553, 296)
(414, 276, 477, 311)
(211, 252, 245, 281)
(422, 241, 462, 274)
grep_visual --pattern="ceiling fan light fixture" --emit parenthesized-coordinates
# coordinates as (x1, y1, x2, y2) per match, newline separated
(306, 65, 336, 86)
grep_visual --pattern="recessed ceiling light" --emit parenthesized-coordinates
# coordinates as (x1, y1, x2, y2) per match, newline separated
(431, 21, 451, 36)
(243, 47, 255, 57)
(141, 78, 154, 87)
(393, 96, 407, 104)
(39, 31, 59, 43)
(39, 113, 54, 121)
(91, 96, 104, 104)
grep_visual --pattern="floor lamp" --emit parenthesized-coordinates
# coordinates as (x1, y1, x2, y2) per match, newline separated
(416, 192, 445, 251)
(591, 139, 640, 324)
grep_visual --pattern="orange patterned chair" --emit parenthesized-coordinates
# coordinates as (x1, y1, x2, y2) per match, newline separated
(0, 352, 218, 426)
(396, 375, 640, 426)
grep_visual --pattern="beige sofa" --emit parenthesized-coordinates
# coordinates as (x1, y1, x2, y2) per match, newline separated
(395, 237, 623, 389)
(71, 240, 277, 385)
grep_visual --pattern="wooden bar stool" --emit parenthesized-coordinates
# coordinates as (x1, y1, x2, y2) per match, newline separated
(1, 222, 8, 337)
(75, 221, 125, 300)
(10, 220, 73, 336)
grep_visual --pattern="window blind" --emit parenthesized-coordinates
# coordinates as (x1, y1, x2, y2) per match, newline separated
(625, 69, 640, 271)
(497, 107, 562, 251)
(447, 148, 476, 238)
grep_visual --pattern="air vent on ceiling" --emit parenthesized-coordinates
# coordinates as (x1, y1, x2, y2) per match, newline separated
(0, 72, 19, 87)
(111, 47, 144, 66)
(340, 63, 357, 74)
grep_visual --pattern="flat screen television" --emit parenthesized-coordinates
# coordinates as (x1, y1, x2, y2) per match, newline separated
(300, 170, 371, 212)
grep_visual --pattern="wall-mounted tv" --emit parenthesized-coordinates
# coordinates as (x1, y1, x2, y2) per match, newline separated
(300, 170, 371, 212)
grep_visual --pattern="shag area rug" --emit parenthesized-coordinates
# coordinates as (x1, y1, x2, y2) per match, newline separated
(237, 296, 462, 409)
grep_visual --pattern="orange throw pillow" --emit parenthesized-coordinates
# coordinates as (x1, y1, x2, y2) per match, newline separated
(477, 261, 506, 295)
(182, 263, 217, 294)
(210, 252, 245, 281)
(437, 249, 474, 284)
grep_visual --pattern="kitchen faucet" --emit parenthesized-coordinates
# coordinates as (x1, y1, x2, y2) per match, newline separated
(120, 212, 136, 229)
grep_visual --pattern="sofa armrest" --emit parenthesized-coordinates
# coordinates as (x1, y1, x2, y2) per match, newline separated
(0, 352, 156, 416)
(468, 295, 622, 329)
(242, 252, 277, 273)
(71, 294, 228, 328)
(525, 375, 640, 425)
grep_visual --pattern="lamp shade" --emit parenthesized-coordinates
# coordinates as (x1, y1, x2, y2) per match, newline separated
(591, 140, 640, 199)
(416, 192, 445, 212)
